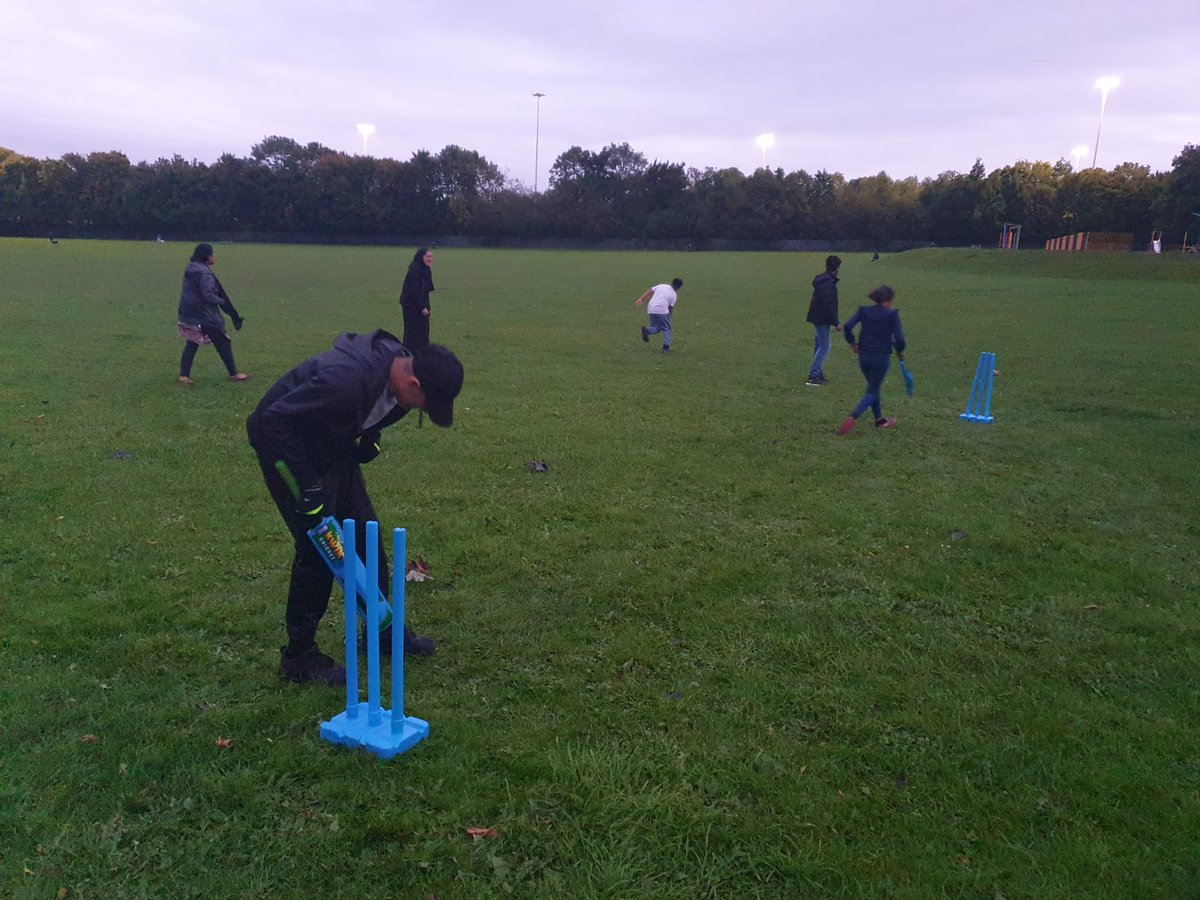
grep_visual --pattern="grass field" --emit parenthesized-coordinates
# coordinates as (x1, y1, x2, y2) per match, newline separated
(2, 239, 1198, 897)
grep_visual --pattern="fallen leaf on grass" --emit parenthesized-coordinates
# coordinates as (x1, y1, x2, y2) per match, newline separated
(214, 737, 234, 749)
(527, 459, 549, 473)
(466, 827, 497, 840)
(957, 853, 971, 867)
(406, 558, 430, 582)
(79, 735, 97, 744)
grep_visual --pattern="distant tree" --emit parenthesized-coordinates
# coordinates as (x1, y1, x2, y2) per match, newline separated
(978, 160, 1061, 244)
(1154, 144, 1200, 241)
(0, 148, 41, 229)
(920, 159, 988, 245)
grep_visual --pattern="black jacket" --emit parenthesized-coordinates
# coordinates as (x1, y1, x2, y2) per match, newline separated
(246, 330, 410, 490)
(399, 263, 434, 314)
(805, 272, 840, 326)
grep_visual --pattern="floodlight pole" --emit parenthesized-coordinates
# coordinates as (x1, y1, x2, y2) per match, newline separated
(532, 92, 545, 192)
(1091, 77, 1118, 168)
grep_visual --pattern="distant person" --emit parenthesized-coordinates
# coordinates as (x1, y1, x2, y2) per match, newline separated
(871, 250, 880, 262)
(246, 332, 464, 684)
(176, 243, 248, 384)
(836, 285, 906, 435)
(399, 247, 435, 349)
(636, 277, 683, 352)
(805, 255, 841, 386)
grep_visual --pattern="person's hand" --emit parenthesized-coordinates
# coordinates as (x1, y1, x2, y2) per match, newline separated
(354, 431, 382, 465)
(850, 343, 859, 355)
(834, 325, 842, 332)
(232, 314, 244, 331)
(897, 352, 905, 361)
(635, 298, 643, 306)
(422, 308, 430, 317)
(295, 486, 326, 530)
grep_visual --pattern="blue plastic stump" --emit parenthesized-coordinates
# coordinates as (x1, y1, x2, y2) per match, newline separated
(960, 351, 996, 423)
(319, 522, 429, 759)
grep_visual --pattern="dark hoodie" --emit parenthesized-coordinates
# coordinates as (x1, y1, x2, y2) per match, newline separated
(843, 305, 906, 356)
(246, 330, 411, 490)
(806, 272, 840, 326)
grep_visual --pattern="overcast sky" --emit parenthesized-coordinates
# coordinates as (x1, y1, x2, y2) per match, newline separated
(4, 0, 1197, 187)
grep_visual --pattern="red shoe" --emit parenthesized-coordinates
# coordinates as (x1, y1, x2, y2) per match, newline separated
(229, 373, 250, 382)
(836, 416, 856, 435)
(874, 417, 897, 429)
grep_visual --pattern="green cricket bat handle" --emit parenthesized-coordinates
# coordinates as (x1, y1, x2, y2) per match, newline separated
(274, 460, 303, 501)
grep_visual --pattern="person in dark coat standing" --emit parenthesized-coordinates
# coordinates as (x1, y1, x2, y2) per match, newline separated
(176, 243, 248, 384)
(246, 330, 464, 685)
(399, 247, 435, 349)
(804, 255, 841, 387)
(836, 285, 906, 435)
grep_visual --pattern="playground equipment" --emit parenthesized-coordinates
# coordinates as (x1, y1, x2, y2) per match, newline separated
(998, 223, 1022, 250)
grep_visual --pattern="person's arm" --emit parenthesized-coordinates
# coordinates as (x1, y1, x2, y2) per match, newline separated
(198, 270, 224, 308)
(892, 311, 906, 359)
(634, 288, 652, 306)
(843, 308, 862, 346)
(399, 272, 418, 311)
(255, 370, 367, 491)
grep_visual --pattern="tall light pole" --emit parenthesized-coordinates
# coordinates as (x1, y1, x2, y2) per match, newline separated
(532, 92, 545, 192)
(755, 132, 775, 168)
(356, 122, 376, 155)
(1091, 76, 1119, 168)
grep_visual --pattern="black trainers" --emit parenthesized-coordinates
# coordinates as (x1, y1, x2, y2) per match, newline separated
(641, 327, 649, 343)
(279, 645, 346, 685)
(361, 626, 436, 658)
(805, 376, 822, 387)
(404, 628, 436, 657)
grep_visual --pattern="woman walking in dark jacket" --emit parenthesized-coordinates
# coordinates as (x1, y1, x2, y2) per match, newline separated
(177, 243, 248, 384)
(837, 285, 906, 435)
(399, 247, 434, 349)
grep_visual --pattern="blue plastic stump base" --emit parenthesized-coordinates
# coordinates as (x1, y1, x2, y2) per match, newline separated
(959, 413, 995, 423)
(320, 705, 429, 759)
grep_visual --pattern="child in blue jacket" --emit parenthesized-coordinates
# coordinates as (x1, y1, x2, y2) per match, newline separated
(837, 285, 906, 435)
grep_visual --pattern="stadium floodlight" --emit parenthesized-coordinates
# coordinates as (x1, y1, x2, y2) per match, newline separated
(1091, 76, 1119, 168)
(755, 132, 776, 167)
(532, 93, 546, 192)
(1070, 145, 1089, 170)
(357, 123, 376, 155)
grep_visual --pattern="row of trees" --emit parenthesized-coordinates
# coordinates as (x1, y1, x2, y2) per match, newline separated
(2, 136, 1198, 247)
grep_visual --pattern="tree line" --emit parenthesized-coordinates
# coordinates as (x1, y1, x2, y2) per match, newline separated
(2, 136, 1198, 247)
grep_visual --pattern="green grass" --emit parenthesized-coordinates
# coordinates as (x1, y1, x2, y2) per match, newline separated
(2, 240, 1198, 897)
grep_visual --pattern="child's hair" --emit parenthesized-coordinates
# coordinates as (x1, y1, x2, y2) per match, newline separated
(191, 242, 214, 263)
(825, 255, 841, 273)
(671, 277, 683, 289)
(869, 285, 895, 305)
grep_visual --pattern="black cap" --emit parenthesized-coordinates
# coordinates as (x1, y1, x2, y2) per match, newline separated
(411, 344, 464, 427)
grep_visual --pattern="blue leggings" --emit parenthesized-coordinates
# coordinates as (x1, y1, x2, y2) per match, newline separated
(850, 353, 890, 420)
